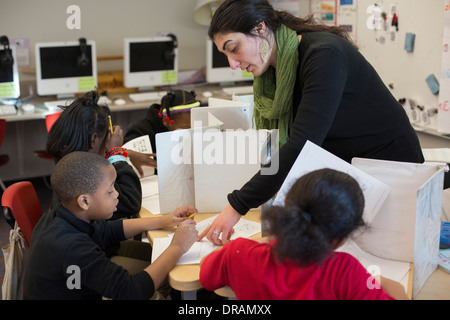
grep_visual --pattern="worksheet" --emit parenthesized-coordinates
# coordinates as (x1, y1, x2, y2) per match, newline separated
(151, 215, 261, 265)
(122, 135, 155, 177)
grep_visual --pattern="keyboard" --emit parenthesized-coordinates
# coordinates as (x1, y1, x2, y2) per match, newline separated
(0, 105, 17, 115)
(43, 99, 73, 111)
(222, 86, 254, 95)
(129, 91, 168, 103)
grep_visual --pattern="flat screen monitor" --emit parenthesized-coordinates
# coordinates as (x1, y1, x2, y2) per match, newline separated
(35, 39, 97, 97)
(123, 36, 178, 89)
(0, 45, 20, 99)
(206, 38, 253, 84)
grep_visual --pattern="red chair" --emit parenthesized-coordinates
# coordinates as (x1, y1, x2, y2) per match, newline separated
(2, 181, 43, 246)
(34, 112, 62, 161)
(0, 118, 10, 191)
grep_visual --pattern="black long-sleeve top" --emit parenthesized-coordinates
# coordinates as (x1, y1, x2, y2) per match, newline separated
(228, 32, 424, 215)
(23, 204, 155, 300)
(112, 160, 142, 220)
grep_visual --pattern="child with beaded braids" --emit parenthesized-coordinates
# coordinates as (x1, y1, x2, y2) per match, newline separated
(124, 89, 201, 154)
(200, 168, 408, 300)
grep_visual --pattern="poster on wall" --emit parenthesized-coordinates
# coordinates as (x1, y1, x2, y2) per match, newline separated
(438, 1, 450, 133)
(310, 0, 337, 26)
(270, 0, 300, 17)
(337, 0, 358, 41)
(310, 0, 358, 41)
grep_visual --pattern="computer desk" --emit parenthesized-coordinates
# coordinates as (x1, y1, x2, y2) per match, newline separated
(140, 204, 450, 300)
(0, 81, 236, 182)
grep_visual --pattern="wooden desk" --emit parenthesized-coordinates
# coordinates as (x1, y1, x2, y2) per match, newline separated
(139, 207, 260, 299)
(140, 208, 450, 300)
(415, 267, 450, 300)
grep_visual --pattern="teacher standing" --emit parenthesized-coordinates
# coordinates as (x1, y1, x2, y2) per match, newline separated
(199, 0, 424, 245)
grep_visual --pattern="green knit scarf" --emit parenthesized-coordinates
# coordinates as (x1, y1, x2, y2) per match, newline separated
(253, 25, 299, 146)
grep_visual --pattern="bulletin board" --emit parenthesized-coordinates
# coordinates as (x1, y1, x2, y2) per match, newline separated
(315, 0, 446, 133)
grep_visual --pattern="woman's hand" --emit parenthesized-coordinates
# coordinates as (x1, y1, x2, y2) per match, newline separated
(127, 149, 157, 177)
(198, 203, 241, 245)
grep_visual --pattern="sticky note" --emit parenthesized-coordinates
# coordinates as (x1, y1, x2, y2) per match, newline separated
(0, 83, 18, 97)
(405, 33, 415, 52)
(162, 71, 177, 84)
(426, 74, 440, 95)
(78, 77, 96, 91)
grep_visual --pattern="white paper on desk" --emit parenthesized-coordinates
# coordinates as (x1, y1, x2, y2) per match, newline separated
(151, 215, 261, 265)
(195, 214, 261, 240)
(151, 237, 219, 265)
(272, 141, 391, 224)
(122, 135, 155, 177)
(336, 239, 411, 293)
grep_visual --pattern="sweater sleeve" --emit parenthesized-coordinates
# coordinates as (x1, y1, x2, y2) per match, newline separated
(63, 237, 155, 300)
(112, 161, 142, 219)
(228, 46, 349, 214)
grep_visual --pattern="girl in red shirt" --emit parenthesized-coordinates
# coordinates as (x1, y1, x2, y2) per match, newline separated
(200, 168, 408, 300)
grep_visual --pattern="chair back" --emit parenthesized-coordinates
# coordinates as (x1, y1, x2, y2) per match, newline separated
(0, 118, 6, 147)
(2, 181, 43, 246)
(45, 112, 62, 132)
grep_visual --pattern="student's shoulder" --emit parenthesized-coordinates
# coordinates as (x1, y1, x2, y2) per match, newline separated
(222, 237, 270, 256)
(327, 251, 366, 274)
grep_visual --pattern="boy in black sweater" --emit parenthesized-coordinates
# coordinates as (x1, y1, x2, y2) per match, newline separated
(23, 151, 198, 299)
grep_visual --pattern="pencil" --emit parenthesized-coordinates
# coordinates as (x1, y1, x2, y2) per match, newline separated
(188, 213, 195, 219)
(108, 115, 113, 134)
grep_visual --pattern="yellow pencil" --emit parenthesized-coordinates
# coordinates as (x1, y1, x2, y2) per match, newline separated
(188, 213, 195, 219)
(108, 115, 113, 134)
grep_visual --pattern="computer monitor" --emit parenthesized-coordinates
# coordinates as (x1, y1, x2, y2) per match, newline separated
(0, 40, 20, 100)
(123, 36, 178, 89)
(206, 38, 253, 84)
(35, 39, 97, 98)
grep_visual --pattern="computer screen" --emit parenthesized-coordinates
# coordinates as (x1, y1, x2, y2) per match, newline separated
(0, 45, 20, 99)
(206, 38, 253, 84)
(123, 36, 178, 89)
(35, 39, 97, 97)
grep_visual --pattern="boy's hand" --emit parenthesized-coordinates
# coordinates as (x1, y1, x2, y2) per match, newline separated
(162, 206, 198, 228)
(170, 219, 199, 254)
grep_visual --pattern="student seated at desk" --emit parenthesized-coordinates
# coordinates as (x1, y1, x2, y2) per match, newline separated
(23, 151, 199, 300)
(124, 89, 201, 157)
(46, 90, 154, 220)
(199, 168, 408, 300)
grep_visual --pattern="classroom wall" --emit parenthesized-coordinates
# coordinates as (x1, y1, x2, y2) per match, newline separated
(0, 0, 446, 110)
(0, 0, 208, 78)
(298, 0, 445, 110)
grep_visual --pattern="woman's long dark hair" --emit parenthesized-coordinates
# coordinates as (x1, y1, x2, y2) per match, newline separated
(263, 168, 365, 267)
(209, 0, 357, 48)
(46, 90, 110, 162)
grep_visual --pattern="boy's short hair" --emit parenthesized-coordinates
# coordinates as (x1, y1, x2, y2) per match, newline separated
(51, 151, 112, 203)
